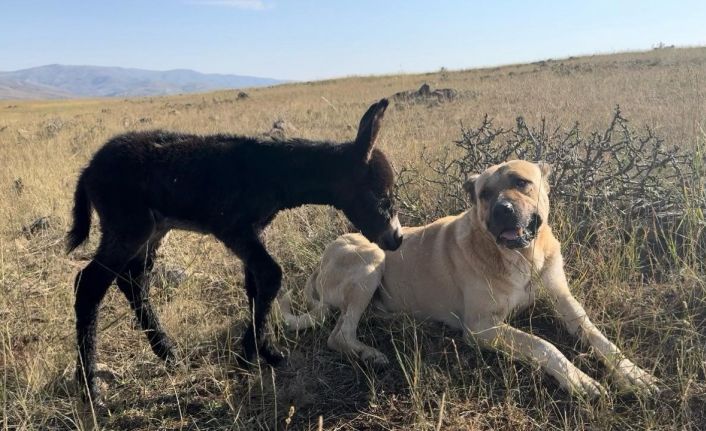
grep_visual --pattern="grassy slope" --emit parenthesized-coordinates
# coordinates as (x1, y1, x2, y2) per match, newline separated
(1, 47, 705, 430)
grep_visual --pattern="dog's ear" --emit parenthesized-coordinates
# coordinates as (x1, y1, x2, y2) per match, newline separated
(463, 174, 480, 203)
(537, 162, 552, 179)
(355, 99, 389, 162)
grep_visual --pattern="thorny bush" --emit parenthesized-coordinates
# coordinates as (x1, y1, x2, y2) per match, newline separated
(394, 108, 706, 278)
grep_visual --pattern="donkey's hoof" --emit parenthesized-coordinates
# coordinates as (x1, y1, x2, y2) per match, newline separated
(78, 383, 107, 413)
(78, 393, 109, 420)
(160, 348, 179, 368)
(260, 344, 287, 367)
(153, 337, 177, 362)
(76, 367, 109, 413)
(89, 396, 107, 412)
(235, 346, 287, 369)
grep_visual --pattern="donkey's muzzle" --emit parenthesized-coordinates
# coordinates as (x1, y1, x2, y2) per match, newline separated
(376, 215, 403, 251)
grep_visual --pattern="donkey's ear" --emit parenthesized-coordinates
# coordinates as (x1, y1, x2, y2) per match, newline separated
(463, 174, 480, 204)
(355, 98, 389, 162)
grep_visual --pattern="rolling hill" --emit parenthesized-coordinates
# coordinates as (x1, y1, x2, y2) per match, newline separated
(0, 64, 284, 99)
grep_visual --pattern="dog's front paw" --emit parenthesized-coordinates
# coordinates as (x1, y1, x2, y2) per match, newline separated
(567, 371, 605, 400)
(615, 360, 660, 394)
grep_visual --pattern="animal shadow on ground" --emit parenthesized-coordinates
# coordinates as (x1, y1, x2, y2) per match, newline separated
(38, 298, 701, 429)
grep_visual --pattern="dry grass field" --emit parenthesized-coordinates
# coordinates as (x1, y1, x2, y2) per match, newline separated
(1, 47, 705, 430)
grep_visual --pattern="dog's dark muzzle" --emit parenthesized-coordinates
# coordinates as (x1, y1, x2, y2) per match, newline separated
(489, 201, 542, 249)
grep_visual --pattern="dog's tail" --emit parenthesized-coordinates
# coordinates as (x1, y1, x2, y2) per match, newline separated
(66, 171, 92, 253)
(278, 267, 329, 331)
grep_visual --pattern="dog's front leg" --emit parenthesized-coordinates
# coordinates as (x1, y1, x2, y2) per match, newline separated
(541, 254, 659, 394)
(467, 321, 605, 398)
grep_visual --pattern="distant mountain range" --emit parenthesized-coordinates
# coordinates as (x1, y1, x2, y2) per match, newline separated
(0, 64, 285, 99)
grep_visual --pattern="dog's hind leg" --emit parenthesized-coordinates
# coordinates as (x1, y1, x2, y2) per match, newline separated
(115, 230, 177, 363)
(327, 267, 388, 366)
(279, 267, 330, 331)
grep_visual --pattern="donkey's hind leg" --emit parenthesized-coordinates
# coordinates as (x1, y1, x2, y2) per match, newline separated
(115, 230, 177, 363)
(74, 228, 151, 406)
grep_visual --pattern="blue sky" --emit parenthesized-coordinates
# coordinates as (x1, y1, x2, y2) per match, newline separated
(2, 0, 705, 80)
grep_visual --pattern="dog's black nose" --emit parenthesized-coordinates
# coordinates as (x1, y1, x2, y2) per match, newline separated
(493, 201, 515, 217)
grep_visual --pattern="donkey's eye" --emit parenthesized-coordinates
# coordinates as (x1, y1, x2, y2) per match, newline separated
(378, 197, 392, 212)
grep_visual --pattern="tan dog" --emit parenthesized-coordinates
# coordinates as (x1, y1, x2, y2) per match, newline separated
(280, 160, 658, 398)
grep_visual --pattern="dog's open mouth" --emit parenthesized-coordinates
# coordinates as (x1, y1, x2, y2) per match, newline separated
(497, 228, 530, 249)
(499, 227, 524, 241)
(496, 214, 542, 249)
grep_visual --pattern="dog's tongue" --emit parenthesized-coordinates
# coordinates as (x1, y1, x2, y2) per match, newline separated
(500, 228, 523, 240)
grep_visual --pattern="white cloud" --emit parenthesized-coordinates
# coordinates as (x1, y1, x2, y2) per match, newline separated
(186, 0, 272, 10)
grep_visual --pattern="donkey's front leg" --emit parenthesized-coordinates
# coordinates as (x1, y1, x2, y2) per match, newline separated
(220, 230, 286, 366)
(542, 255, 659, 393)
(242, 262, 286, 365)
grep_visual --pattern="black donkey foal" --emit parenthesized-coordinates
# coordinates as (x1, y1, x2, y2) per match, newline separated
(67, 99, 402, 406)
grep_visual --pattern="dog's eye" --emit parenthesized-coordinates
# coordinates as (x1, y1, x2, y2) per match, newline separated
(479, 189, 491, 200)
(514, 178, 530, 188)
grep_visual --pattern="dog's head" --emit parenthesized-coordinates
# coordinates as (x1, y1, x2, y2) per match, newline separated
(464, 160, 551, 250)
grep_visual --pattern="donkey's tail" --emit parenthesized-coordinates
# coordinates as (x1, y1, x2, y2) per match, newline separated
(66, 172, 92, 253)
(278, 267, 329, 331)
